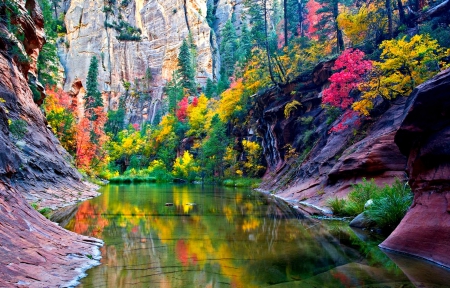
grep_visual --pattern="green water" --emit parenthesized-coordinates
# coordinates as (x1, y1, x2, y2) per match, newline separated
(65, 184, 450, 287)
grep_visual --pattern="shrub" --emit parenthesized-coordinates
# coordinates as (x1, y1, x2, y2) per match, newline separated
(222, 178, 261, 188)
(9, 119, 28, 139)
(366, 179, 413, 231)
(326, 197, 348, 216)
(344, 178, 380, 216)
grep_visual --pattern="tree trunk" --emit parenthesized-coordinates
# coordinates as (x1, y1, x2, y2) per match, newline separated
(284, 0, 288, 46)
(397, 0, 406, 25)
(332, 0, 344, 53)
(298, 0, 304, 37)
(386, 0, 393, 39)
(263, 0, 277, 85)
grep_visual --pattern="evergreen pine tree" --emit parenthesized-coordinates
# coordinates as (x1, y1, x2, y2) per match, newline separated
(220, 20, 239, 77)
(204, 78, 217, 99)
(84, 56, 103, 120)
(177, 39, 196, 95)
(201, 114, 228, 177)
(238, 23, 253, 63)
(165, 71, 184, 113)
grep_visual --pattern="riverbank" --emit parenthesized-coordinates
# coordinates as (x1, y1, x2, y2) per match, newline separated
(0, 181, 103, 287)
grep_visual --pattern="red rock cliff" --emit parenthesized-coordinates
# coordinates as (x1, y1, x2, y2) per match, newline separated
(0, 0, 102, 286)
(380, 68, 450, 268)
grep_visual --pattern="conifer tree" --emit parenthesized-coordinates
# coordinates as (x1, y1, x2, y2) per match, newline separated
(204, 78, 217, 99)
(84, 56, 103, 120)
(220, 20, 239, 77)
(201, 114, 228, 177)
(165, 71, 184, 113)
(238, 23, 253, 63)
(177, 39, 196, 94)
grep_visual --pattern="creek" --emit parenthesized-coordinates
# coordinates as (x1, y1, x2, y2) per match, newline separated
(64, 184, 450, 287)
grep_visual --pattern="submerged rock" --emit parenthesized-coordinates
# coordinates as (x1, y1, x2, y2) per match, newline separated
(349, 212, 376, 229)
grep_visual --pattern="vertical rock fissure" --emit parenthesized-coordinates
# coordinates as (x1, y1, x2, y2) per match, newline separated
(183, 0, 190, 33)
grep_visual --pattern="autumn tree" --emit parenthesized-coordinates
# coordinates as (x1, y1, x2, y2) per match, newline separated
(355, 35, 450, 115)
(337, 3, 387, 47)
(322, 49, 373, 110)
(44, 87, 77, 155)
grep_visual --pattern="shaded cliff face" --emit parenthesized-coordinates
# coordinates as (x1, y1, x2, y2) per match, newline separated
(380, 68, 450, 268)
(254, 62, 407, 212)
(60, 0, 217, 124)
(0, 0, 101, 285)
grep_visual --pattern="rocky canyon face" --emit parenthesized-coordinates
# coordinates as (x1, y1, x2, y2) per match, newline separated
(59, 0, 239, 125)
(0, 0, 102, 286)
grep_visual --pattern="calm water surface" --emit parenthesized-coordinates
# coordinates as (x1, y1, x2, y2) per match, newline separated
(65, 184, 450, 287)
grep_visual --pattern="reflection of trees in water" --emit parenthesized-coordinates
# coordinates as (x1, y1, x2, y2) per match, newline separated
(69, 185, 413, 288)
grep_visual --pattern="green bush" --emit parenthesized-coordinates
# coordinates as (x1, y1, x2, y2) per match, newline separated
(326, 197, 348, 216)
(344, 178, 380, 216)
(9, 119, 28, 139)
(222, 178, 261, 188)
(366, 179, 413, 231)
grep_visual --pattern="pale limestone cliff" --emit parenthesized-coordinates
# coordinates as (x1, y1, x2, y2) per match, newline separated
(60, 0, 217, 125)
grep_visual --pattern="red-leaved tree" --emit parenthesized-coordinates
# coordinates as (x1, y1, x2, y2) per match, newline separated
(322, 49, 372, 131)
(176, 97, 189, 122)
(76, 107, 108, 171)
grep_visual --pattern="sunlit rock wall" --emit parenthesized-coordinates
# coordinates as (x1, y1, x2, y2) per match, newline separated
(60, 0, 216, 125)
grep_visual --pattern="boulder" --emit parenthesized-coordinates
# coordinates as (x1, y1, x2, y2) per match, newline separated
(349, 212, 376, 229)
(380, 68, 450, 268)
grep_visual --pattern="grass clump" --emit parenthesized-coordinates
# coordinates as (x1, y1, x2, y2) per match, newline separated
(345, 178, 380, 215)
(366, 179, 413, 231)
(325, 178, 413, 232)
(326, 197, 348, 215)
(223, 178, 261, 188)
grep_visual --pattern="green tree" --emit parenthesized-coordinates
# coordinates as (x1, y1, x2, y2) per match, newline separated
(201, 114, 228, 178)
(220, 20, 239, 77)
(204, 78, 217, 98)
(177, 39, 196, 94)
(315, 0, 346, 53)
(105, 98, 126, 140)
(165, 71, 184, 113)
(84, 56, 103, 120)
(238, 23, 253, 63)
(37, 0, 59, 86)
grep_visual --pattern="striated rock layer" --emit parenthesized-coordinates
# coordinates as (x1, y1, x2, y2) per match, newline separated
(0, 0, 102, 286)
(61, 0, 218, 125)
(380, 68, 450, 268)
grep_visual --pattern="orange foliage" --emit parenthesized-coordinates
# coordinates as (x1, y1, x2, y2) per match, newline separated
(76, 107, 108, 172)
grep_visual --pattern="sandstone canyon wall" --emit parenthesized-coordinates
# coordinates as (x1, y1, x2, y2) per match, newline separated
(59, 0, 244, 125)
(255, 63, 407, 213)
(255, 62, 450, 267)
(0, 0, 102, 286)
(380, 68, 450, 268)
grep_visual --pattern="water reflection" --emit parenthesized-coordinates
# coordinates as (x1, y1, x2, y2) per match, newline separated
(64, 184, 435, 287)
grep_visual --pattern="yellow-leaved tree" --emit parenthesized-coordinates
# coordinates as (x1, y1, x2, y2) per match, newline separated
(172, 151, 200, 181)
(242, 140, 265, 177)
(186, 94, 209, 136)
(337, 3, 387, 46)
(354, 34, 450, 115)
(217, 78, 244, 122)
